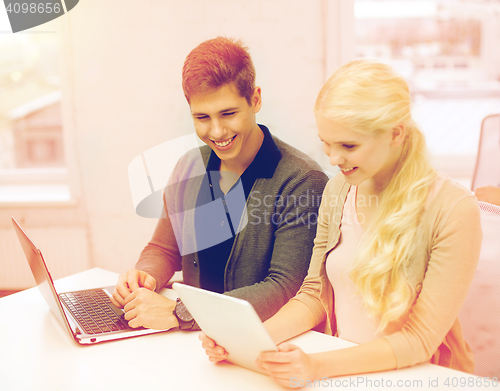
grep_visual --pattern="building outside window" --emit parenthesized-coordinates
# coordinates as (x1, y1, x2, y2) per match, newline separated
(0, 31, 63, 169)
(354, 0, 500, 186)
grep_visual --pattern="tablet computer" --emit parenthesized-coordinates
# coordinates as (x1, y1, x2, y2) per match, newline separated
(172, 283, 277, 373)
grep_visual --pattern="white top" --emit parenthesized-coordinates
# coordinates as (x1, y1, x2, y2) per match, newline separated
(325, 186, 389, 344)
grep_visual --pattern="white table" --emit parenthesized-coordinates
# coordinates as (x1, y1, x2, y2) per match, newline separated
(0, 268, 490, 390)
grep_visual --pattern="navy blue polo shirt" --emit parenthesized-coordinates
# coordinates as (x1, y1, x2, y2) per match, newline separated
(195, 124, 281, 293)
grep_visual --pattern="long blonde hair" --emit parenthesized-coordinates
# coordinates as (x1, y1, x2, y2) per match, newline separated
(315, 60, 436, 330)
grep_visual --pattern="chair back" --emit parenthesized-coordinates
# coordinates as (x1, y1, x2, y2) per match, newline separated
(471, 114, 500, 191)
(459, 201, 500, 377)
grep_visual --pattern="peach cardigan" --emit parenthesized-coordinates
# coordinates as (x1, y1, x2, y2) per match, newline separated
(292, 173, 482, 373)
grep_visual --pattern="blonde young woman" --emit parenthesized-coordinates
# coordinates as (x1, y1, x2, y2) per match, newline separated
(200, 60, 482, 386)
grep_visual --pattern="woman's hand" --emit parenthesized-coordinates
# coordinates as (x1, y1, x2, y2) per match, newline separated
(199, 332, 228, 362)
(256, 343, 316, 388)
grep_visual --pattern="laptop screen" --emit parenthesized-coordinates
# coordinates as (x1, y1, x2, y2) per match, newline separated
(11, 217, 71, 330)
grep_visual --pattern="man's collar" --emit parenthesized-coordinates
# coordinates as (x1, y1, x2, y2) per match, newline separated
(205, 124, 281, 178)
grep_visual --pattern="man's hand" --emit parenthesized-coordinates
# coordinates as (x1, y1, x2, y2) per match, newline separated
(111, 269, 156, 308)
(476, 186, 500, 206)
(124, 288, 179, 330)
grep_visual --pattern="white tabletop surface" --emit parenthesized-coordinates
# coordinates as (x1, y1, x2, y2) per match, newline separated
(0, 268, 490, 391)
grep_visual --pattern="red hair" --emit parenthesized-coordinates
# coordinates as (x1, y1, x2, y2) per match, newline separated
(182, 37, 256, 105)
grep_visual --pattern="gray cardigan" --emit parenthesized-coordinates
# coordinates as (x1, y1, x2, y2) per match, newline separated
(136, 135, 328, 321)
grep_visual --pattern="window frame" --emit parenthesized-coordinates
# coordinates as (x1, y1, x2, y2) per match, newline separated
(0, 18, 80, 209)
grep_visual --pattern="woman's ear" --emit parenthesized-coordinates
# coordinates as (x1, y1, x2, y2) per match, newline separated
(391, 123, 406, 147)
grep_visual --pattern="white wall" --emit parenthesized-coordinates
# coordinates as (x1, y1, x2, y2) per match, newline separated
(61, 0, 337, 273)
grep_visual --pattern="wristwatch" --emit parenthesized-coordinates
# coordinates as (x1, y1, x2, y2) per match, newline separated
(173, 298, 196, 330)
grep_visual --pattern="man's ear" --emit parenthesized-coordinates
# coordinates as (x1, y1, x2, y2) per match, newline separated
(252, 86, 262, 113)
(391, 123, 406, 147)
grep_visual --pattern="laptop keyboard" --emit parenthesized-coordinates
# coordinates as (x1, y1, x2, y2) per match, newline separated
(59, 289, 129, 335)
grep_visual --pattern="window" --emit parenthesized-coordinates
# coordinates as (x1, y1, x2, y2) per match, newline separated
(354, 0, 500, 187)
(0, 17, 70, 204)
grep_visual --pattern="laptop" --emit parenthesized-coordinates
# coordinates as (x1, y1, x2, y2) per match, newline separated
(12, 216, 169, 344)
(172, 282, 277, 373)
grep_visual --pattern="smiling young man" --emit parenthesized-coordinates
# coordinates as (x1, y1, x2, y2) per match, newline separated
(111, 37, 328, 331)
